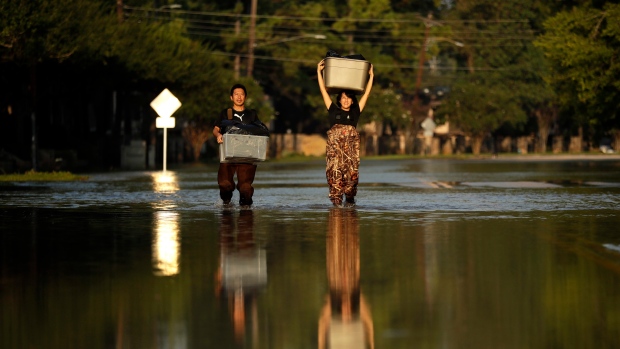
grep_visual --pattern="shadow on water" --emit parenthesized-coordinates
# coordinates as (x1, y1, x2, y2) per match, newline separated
(1, 158, 620, 348)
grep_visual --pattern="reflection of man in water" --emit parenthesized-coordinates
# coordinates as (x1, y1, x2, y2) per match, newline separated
(318, 209, 374, 349)
(215, 210, 267, 343)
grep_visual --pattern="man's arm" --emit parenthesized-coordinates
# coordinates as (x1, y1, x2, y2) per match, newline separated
(213, 126, 223, 144)
(213, 110, 224, 144)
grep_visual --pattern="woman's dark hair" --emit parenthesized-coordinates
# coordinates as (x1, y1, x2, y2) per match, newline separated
(230, 83, 247, 96)
(336, 90, 358, 108)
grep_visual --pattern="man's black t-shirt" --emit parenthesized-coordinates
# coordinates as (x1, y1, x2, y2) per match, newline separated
(214, 108, 259, 129)
(328, 103, 360, 128)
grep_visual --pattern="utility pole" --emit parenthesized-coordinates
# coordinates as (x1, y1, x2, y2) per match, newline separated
(413, 14, 432, 108)
(117, 0, 123, 23)
(30, 64, 37, 171)
(234, 1, 241, 80)
(247, 0, 257, 77)
(409, 14, 433, 155)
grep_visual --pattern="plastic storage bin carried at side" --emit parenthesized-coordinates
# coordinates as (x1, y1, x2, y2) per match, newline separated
(323, 57, 370, 94)
(219, 134, 269, 163)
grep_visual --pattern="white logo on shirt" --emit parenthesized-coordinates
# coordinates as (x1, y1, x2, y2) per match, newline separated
(234, 113, 243, 121)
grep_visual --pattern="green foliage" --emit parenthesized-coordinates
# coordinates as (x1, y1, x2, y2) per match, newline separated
(535, 3, 620, 129)
(361, 86, 410, 127)
(436, 0, 556, 137)
(0, 170, 88, 182)
(107, 19, 234, 123)
(245, 0, 424, 132)
(439, 76, 527, 136)
(3, 0, 619, 155)
(0, 0, 109, 63)
(0, 0, 241, 126)
(390, 0, 443, 14)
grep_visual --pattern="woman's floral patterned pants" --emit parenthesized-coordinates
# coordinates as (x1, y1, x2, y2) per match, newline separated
(326, 125, 360, 206)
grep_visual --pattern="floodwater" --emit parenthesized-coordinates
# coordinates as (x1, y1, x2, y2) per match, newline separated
(1, 157, 620, 349)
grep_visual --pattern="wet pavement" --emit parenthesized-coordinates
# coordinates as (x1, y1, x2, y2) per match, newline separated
(1, 157, 620, 348)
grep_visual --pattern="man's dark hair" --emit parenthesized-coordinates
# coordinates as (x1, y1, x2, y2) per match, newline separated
(230, 84, 247, 96)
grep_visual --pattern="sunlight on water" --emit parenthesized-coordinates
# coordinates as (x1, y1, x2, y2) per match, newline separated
(152, 171, 180, 193)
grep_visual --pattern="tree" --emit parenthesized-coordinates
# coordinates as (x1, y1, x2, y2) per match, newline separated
(436, 0, 556, 154)
(108, 18, 231, 161)
(1, 0, 261, 164)
(0, 0, 110, 63)
(535, 3, 620, 149)
(248, 0, 413, 134)
(137, 0, 435, 142)
(0, 0, 112, 169)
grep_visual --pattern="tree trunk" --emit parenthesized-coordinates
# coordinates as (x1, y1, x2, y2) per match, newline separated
(182, 124, 210, 162)
(534, 106, 557, 154)
(30, 63, 38, 171)
(470, 134, 484, 155)
(612, 129, 620, 153)
(569, 126, 584, 153)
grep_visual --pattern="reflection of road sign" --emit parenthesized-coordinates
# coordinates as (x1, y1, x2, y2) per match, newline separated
(151, 89, 181, 129)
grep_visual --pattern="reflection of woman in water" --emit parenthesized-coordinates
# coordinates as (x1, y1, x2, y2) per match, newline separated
(215, 210, 267, 343)
(318, 209, 374, 349)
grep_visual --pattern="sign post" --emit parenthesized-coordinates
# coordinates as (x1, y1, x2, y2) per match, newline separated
(150, 89, 181, 172)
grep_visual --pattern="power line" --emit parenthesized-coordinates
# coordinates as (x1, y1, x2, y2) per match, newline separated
(174, 17, 539, 36)
(183, 24, 535, 41)
(123, 6, 540, 70)
(123, 5, 533, 25)
(210, 51, 535, 71)
(193, 32, 534, 43)
(186, 30, 533, 48)
(123, 9, 537, 43)
(166, 15, 538, 36)
(126, 12, 536, 36)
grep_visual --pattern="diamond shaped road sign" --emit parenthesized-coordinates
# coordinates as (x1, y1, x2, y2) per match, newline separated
(150, 89, 181, 119)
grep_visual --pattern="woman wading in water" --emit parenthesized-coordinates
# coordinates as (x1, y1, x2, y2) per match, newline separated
(317, 59, 374, 207)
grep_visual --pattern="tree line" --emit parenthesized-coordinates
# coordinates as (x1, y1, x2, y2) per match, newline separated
(1, 0, 618, 165)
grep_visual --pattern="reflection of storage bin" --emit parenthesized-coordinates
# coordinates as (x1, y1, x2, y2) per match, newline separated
(219, 134, 269, 163)
(323, 57, 370, 94)
(222, 249, 267, 292)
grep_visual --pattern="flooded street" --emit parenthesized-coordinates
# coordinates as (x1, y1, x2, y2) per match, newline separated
(2, 157, 620, 348)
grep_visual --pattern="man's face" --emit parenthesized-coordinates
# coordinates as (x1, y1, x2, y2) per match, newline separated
(231, 88, 246, 107)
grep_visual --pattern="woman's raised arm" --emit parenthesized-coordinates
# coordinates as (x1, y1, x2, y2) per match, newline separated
(317, 59, 332, 110)
(358, 64, 374, 113)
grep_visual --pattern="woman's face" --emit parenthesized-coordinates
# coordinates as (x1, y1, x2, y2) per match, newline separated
(339, 93, 353, 110)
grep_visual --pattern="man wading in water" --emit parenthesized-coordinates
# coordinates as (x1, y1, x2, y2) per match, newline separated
(317, 59, 374, 207)
(212, 84, 267, 207)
